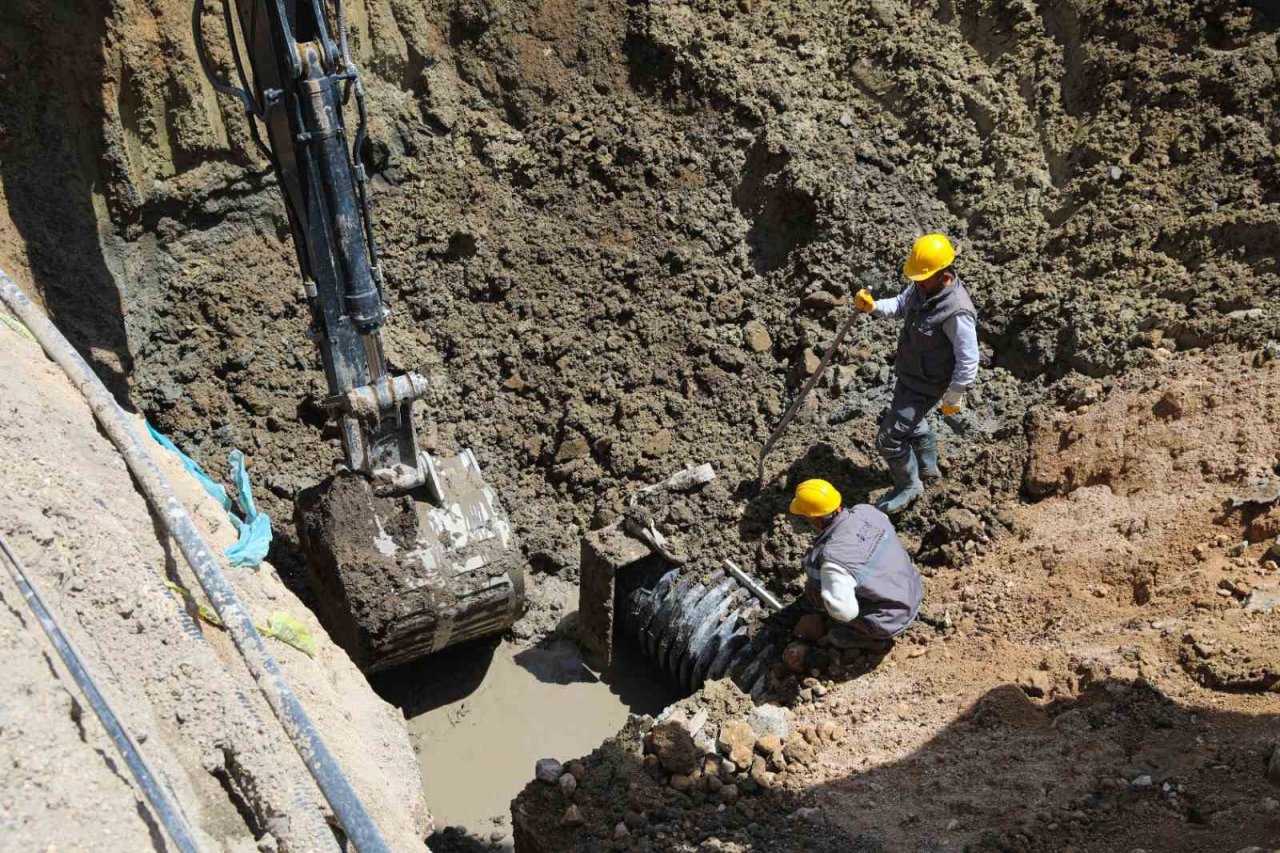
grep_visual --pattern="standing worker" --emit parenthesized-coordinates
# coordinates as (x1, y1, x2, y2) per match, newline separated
(853, 233, 979, 515)
(789, 478, 922, 647)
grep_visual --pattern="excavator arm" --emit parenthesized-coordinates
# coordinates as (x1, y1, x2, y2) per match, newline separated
(197, 0, 428, 493)
(195, 0, 525, 671)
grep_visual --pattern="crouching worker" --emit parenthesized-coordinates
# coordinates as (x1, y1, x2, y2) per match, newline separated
(789, 478, 923, 649)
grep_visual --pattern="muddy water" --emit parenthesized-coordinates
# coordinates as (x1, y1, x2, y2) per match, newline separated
(380, 634, 679, 847)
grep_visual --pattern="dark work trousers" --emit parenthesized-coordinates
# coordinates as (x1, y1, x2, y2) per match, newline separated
(875, 381, 941, 462)
(799, 579, 897, 645)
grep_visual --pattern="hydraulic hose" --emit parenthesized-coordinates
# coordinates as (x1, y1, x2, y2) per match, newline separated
(0, 270, 392, 853)
(333, 0, 384, 296)
(0, 533, 201, 853)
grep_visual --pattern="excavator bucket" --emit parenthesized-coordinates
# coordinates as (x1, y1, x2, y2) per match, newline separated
(196, 0, 525, 673)
(295, 451, 525, 672)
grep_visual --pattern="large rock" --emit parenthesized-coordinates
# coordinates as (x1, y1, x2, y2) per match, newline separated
(816, 720, 843, 744)
(650, 718, 700, 775)
(755, 734, 783, 756)
(558, 773, 577, 797)
(746, 704, 791, 740)
(801, 290, 845, 311)
(743, 320, 773, 353)
(717, 720, 757, 769)
(750, 754, 776, 788)
(782, 736, 817, 768)
(535, 758, 563, 783)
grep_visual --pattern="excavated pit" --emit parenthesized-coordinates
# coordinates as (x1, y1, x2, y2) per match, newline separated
(374, 630, 681, 848)
(5, 0, 1280, 850)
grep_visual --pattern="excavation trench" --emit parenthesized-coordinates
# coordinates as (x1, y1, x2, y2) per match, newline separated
(372, 622, 683, 847)
(366, 533, 785, 848)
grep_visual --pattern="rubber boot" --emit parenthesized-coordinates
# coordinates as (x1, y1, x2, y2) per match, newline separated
(912, 433, 941, 482)
(876, 452, 923, 516)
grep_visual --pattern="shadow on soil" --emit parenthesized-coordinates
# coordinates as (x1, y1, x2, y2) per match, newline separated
(0, 0, 133, 402)
(511, 677, 1280, 852)
(370, 635, 502, 717)
(513, 632, 685, 720)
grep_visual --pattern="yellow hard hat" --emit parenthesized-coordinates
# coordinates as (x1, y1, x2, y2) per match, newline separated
(902, 233, 957, 281)
(789, 479, 842, 517)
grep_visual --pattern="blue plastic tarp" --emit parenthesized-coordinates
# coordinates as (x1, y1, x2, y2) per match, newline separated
(145, 422, 273, 567)
(225, 449, 272, 567)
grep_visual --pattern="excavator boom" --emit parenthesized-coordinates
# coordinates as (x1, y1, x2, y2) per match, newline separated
(195, 0, 524, 670)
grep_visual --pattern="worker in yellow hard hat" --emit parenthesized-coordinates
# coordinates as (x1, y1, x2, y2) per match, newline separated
(851, 234, 979, 515)
(789, 479, 922, 647)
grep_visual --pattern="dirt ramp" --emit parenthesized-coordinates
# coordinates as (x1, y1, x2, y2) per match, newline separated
(0, 322, 430, 850)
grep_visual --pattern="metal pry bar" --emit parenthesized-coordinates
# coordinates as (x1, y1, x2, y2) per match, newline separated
(757, 309, 861, 484)
(723, 559, 783, 612)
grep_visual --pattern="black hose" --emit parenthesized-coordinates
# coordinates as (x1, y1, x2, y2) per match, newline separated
(0, 534, 201, 853)
(217, 0, 272, 159)
(193, 0, 271, 159)
(193, 0, 256, 115)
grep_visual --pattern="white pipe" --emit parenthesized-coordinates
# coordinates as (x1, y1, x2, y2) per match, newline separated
(723, 559, 783, 612)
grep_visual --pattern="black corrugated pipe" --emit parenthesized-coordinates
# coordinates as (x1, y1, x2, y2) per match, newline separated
(0, 270, 392, 853)
(619, 567, 776, 698)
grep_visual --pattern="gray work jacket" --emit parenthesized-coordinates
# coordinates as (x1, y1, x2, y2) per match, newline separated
(890, 277, 978, 398)
(802, 505, 922, 638)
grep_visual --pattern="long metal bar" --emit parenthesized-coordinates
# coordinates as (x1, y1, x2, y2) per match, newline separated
(0, 271, 391, 853)
(0, 533, 202, 853)
(723, 559, 783, 612)
(757, 310, 861, 483)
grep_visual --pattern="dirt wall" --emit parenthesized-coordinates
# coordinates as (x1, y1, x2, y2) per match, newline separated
(0, 323, 430, 850)
(4, 0, 1278, 597)
(3, 0, 1280, 849)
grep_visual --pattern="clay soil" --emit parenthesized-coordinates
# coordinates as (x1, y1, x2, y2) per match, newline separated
(512, 349, 1280, 852)
(2, 0, 1280, 850)
(0, 323, 432, 850)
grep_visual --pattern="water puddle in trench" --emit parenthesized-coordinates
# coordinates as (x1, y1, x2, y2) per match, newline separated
(374, 632, 681, 849)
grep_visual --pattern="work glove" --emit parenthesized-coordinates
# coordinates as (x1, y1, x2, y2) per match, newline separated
(853, 289, 875, 313)
(940, 389, 965, 416)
